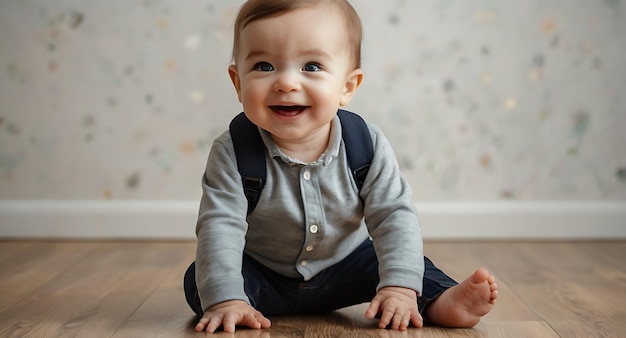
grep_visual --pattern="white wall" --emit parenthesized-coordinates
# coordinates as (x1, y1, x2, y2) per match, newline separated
(0, 1, 625, 238)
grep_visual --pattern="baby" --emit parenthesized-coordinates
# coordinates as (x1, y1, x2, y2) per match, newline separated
(184, 0, 498, 333)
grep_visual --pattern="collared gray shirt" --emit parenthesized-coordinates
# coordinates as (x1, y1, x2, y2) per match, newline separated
(195, 115, 423, 311)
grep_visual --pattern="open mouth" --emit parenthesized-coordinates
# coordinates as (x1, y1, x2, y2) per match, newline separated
(270, 105, 309, 116)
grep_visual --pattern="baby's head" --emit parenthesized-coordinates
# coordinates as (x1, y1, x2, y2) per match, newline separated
(228, 0, 365, 144)
(231, 0, 362, 70)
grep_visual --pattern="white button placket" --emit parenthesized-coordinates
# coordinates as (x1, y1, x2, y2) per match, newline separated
(298, 166, 322, 273)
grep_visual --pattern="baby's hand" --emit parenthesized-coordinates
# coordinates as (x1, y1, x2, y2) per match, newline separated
(195, 300, 271, 333)
(365, 286, 423, 330)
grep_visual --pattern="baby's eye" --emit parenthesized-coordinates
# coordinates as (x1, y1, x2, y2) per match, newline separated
(302, 62, 322, 72)
(254, 62, 274, 72)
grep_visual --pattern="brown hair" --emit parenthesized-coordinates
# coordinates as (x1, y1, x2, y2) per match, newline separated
(232, 0, 363, 69)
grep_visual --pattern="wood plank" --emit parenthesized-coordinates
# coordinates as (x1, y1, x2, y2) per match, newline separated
(0, 241, 93, 313)
(543, 320, 626, 338)
(424, 242, 546, 322)
(0, 242, 191, 337)
(223, 305, 559, 338)
(1, 241, 624, 337)
(111, 244, 197, 338)
(472, 242, 626, 337)
(578, 241, 626, 270)
(0, 241, 37, 264)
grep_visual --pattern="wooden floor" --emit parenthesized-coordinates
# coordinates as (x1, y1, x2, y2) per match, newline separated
(0, 241, 624, 337)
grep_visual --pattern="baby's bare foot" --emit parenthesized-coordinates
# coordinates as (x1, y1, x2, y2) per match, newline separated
(425, 268, 498, 327)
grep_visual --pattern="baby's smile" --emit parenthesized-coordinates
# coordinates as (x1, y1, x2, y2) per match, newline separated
(270, 105, 309, 116)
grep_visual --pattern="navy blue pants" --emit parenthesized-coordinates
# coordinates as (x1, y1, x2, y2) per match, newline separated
(184, 240, 457, 317)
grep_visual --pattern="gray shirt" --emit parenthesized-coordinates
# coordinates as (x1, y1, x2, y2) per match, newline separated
(195, 114, 424, 311)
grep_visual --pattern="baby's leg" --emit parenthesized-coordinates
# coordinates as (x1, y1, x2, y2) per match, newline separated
(425, 268, 498, 327)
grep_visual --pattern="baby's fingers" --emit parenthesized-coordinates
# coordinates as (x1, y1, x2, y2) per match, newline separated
(240, 312, 264, 329)
(411, 311, 424, 328)
(194, 316, 209, 332)
(378, 305, 397, 329)
(254, 311, 272, 329)
(221, 311, 271, 332)
(196, 314, 224, 333)
(222, 312, 240, 333)
(365, 299, 381, 320)
(390, 311, 410, 330)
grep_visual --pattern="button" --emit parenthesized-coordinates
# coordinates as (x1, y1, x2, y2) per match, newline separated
(306, 245, 314, 252)
(303, 170, 311, 180)
(301, 260, 308, 266)
(309, 224, 319, 233)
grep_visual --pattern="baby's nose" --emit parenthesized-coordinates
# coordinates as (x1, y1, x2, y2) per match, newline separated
(273, 70, 301, 92)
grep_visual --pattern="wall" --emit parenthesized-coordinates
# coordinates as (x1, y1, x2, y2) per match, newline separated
(1, 1, 625, 238)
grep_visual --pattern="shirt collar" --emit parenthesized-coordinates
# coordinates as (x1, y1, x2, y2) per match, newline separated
(259, 115, 342, 167)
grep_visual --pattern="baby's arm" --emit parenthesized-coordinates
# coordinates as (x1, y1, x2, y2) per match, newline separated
(195, 137, 260, 332)
(195, 300, 271, 333)
(365, 286, 423, 330)
(360, 127, 424, 330)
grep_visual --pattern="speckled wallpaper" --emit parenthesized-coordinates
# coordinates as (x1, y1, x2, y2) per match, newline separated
(0, 0, 624, 201)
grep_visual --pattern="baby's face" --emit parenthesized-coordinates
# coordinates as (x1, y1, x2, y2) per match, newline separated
(229, 5, 362, 145)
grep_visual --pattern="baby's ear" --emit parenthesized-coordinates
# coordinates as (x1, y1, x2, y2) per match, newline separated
(228, 64, 243, 103)
(340, 69, 363, 106)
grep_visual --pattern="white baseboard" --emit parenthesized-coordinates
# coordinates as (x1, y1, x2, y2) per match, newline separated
(0, 200, 624, 240)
